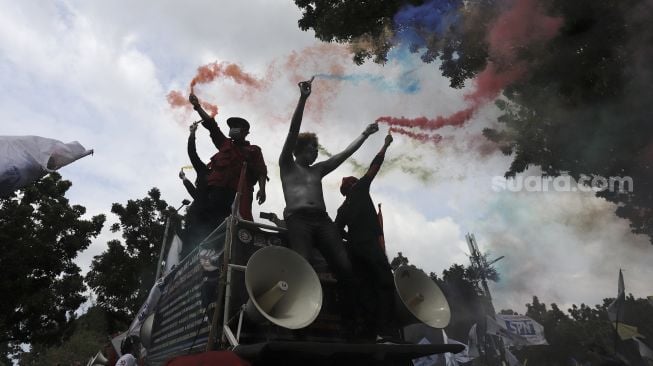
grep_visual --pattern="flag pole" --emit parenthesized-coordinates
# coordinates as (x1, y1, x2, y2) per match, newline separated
(613, 268, 622, 356)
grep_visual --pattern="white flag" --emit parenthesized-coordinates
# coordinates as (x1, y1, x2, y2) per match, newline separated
(111, 331, 127, 356)
(607, 269, 625, 323)
(468, 323, 480, 358)
(164, 234, 183, 275)
(412, 337, 441, 366)
(635, 337, 653, 360)
(0, 135, 92, 196)
(127, 277, 166, 336)
(504, 345, 522, 366)
(486, 315, 529, 346)
(442, 329, 459, 366)
(447, 337, 476, 363)
(494, 314, 548, 345)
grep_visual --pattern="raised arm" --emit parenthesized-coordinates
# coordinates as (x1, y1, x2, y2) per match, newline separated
(363, 132, 393, 182)
(187, 122, 208, 177)
(189, 93, 227, 149)
(279, 77, 313, 166)
(179, 169, 198, 200)
(317, 123, 379, 177)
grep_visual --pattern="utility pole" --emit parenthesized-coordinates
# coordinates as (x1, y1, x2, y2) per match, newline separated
(466, 233, 503, 312)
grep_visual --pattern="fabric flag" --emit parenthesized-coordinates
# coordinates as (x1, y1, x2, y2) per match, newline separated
(442, 329, 458, 366)
(468, 323, 480, 358)
(607, 269, 625, 323)
(494, 314, 549, 345)
(486, 315, 529, 346)
(127, 277, 166, 336)
(111, 331, 127, 356)
(0, 136, 92, 196)
(504, 345, 522, 366)
(412, 337, 441, 366)
(164, 234, 183, 275)
(634, 337, 653, 360)
(613, 322, 643, 340)
(447, 337, 476, 363)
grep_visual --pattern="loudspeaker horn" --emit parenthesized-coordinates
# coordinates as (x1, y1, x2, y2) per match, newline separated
(244, 245, 323, 329)
(394, 265, 451, 328)
(89, 350, 108, 366)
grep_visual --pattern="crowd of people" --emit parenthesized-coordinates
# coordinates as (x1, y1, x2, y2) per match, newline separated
(179, 77, 399, 342)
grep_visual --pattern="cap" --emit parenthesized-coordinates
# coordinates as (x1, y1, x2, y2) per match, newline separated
(340, 176, 359, 195)
(227, 117, 250, 131)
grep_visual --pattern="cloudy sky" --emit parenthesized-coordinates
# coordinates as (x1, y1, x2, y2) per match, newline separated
(2, 0, 651, 313)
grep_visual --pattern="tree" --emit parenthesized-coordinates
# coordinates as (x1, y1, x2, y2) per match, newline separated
(432, 264, 488, 342)
(18, 306, 112, 366)
(85, 188, 180, 322)
(296, 0, 653, 242)
(484, 0, 653, 238)
(0, 173, 105, 349)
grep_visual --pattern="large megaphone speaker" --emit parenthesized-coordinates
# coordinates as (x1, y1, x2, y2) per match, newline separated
(88, 350, 108, 366)
(394, 265, 451, 328)
(244, 245, 323, 329)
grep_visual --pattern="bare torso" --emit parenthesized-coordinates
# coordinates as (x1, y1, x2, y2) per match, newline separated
(280, 161, 326, 214)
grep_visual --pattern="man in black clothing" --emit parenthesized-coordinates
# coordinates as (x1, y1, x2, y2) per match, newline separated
(335, 132, 396, 341)
(179, 122, 218, 251)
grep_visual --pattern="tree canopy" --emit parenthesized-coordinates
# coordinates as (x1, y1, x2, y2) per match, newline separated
(18, 306, 113, 366)
(0, 173, 104, 348)
(295, 0, 653, 242)
(85, 188, 180, 322)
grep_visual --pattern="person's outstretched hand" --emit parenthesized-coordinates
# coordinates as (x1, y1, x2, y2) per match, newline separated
(385, 132, 393, 146)
(256, 188, 267, 205)
(363, 122, 379, 137)
(298, 76, 314, 97)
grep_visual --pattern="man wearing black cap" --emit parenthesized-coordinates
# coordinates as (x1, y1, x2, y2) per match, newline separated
(189, 94, 267, 222)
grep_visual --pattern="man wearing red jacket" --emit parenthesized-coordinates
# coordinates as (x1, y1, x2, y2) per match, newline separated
(189, 94, 267, 222)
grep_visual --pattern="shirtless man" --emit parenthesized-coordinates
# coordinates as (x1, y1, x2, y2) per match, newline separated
(279, 77, 378, 333)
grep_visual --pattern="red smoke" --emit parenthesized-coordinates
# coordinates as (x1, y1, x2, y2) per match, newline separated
(488, 0, 564, 61)
(190, 61, 262, 93)
(166, 90, 187, 109)
(378, 0, 563, 146)
(166, 46, 351, 125)
(167, 61, 262, 120)
(281, 44, 351, 121)
(166, 90, 218, 118)
(378, 107, 475, 130)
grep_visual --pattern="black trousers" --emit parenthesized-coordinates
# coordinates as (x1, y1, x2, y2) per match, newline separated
(207, 186, 236, 224)
(285, 209, 357, 329)
(348, 238, 397, 337)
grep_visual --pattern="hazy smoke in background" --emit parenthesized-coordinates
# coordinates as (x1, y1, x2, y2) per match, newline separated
(318, 144, 436, 182)
(377, 0, 563, 144)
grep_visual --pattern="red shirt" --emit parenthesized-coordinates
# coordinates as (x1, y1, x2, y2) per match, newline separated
(202, 119, 267, 192)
